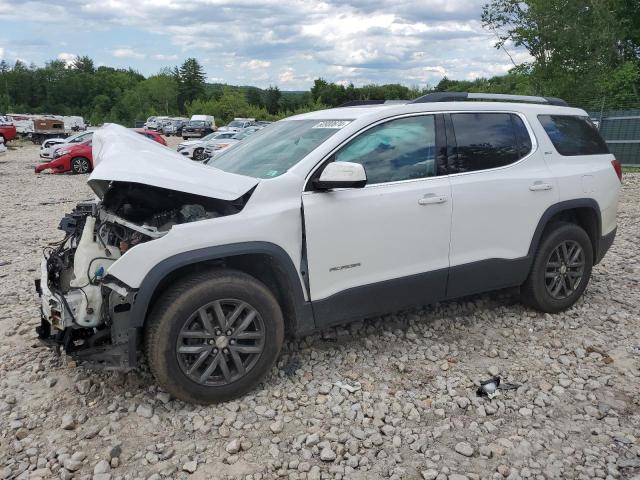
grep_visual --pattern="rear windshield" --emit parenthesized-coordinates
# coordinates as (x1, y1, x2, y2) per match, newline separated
(538, 115, 609, 156)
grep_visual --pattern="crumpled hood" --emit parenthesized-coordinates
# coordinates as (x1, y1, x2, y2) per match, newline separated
(89, 124, 258, 200)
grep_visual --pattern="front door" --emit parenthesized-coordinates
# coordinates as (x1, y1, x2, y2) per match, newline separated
(302, 114, 452, 327)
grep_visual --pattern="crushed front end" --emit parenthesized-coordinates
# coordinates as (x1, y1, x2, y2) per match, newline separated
(35, 182, 244, 369)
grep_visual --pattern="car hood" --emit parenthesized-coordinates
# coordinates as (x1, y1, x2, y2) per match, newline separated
(178, 139, 203, 147)
(89, 124, 259, 200)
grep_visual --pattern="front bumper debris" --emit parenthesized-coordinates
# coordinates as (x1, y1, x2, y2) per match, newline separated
(36, 261, 139, 370)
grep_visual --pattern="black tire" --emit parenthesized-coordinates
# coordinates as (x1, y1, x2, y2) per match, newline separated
(145, 269, 284, 404)
(521, 222, 593, 313)
(182, 136, 188, 140)
(193, 147, 205, 161)
(70, 156, 91, 174)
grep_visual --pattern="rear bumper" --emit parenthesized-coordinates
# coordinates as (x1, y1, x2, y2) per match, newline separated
(595, 227, 616, 264)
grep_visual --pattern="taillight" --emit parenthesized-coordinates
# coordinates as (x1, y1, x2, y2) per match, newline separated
(611, 159, 622, 182)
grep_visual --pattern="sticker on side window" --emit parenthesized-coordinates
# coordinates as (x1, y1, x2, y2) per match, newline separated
(312, 120, 351, 129)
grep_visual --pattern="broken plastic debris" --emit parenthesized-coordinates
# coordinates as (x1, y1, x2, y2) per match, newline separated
(586, 345, 614, 364)
(476, 376, 520, 398)
(334, 381, 361, 393)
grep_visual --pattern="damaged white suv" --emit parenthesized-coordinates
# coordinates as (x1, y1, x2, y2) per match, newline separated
(36, 93, 621, 404)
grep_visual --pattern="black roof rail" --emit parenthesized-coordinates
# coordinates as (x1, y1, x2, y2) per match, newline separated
(334, 100, 409, 108)
(410, 92, 569, 107)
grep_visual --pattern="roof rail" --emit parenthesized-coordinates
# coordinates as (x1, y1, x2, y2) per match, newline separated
(337, 100, 388, 107)
(410, 92, 569, 107)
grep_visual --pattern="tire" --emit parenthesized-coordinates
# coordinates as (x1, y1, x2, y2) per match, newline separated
(70, 157, 91, 174)
(183, 136, 188, 140)
(193, 147, 205, 161)
(145, 269, 285, 404)
(521, 222, 593, 313)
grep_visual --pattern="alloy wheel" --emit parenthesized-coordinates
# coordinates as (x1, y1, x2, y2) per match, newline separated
(73, 158, 89, 174)
(176, 299, 265, 386)
(544, 240, 585, 300)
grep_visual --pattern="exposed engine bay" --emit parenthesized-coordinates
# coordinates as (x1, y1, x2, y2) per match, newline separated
(36, 181, 251, 367)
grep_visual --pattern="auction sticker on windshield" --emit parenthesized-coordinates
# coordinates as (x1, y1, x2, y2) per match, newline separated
(312, 120, 352, 129)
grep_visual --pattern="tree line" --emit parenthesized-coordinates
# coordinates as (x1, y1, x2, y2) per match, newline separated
(0, 0, 638, 125)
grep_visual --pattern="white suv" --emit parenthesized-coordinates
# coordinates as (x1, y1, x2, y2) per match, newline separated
(36, 93, 621, 404)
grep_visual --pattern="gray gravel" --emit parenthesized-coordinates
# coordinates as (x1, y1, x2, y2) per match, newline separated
(1, 139, 639, 480)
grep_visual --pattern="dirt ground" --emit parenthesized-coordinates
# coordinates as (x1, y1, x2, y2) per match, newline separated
(0, 137, 638, 480)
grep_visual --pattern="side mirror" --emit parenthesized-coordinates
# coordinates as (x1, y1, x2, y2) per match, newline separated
(314, 162, 367, 190)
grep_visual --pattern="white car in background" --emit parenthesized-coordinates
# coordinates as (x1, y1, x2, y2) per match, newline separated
(40, 131, 94, 159)
(203, 127, 261, 159)
(218, 118, 256, 133)
(177, 131, 236, 161)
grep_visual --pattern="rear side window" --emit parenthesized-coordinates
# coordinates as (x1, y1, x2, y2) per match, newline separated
(450, 113, 532, 173)
(538, 115, 609, 156)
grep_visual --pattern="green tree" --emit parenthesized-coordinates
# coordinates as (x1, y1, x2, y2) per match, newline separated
(264, 86, 281, 114)
(178, 58, 206, 108)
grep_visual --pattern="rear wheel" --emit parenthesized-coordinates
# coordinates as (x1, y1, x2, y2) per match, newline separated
(71, 156, 91, 174)
(145, 269, 284, 404)
(521, 222, 593, 312)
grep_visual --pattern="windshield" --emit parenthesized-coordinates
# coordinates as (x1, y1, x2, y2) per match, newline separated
(227, 121, 245, 128)
(202, 132, 219, 141)
(189, 121, 206, 127)
(206, 119, 348, 178)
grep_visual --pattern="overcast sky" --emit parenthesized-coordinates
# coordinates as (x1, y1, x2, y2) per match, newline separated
(0, 0, 529, 90)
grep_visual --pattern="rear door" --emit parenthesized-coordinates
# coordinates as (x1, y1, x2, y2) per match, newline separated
(302, 114, 453, 326)
(446, 111, 559, 298)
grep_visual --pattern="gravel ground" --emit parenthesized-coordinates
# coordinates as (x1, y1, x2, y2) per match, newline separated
(0, 138, 639, 480)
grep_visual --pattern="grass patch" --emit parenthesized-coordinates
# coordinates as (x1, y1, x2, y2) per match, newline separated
(622, 166, 640, 173)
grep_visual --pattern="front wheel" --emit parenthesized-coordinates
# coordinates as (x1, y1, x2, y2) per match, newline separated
(193, 147, 206, 161)
(521, 222, 593, 313)
(71, 157, 91, 174)
(145, 269, 284, 404)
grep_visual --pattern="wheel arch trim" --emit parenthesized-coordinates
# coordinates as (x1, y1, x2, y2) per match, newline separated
(127, 241, 314, 333)
(527, 198, 601, 259)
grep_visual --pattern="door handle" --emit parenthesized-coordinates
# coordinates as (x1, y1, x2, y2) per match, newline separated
(529, 182, 553, 191)
(418, 194, 448, 205)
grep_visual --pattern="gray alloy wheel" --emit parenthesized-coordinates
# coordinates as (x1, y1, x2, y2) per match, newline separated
(71, 157, 90, 174)
(176, 299, 266, 386)
(193, 147, 206, 161)
(544, 240, 585, 299)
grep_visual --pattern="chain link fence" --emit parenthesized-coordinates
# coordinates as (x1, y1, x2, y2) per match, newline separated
(567, 97, 640, 167)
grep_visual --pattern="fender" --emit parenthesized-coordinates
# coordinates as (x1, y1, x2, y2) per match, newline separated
(527, 198, 601, 258)
(126, 241, 314, 334)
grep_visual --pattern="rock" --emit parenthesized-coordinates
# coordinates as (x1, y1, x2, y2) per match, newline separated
(455, 442, 474, 457)
(320, 446, 337, 461)
(270, 419, 284, 434)
(182, 460, 198, 473)
(63, 458, 83, 472)
(306, 432, 320, 446)
(421, 469, 438, 480)
(75, 379, 91, 394)
(94, 460, 110, 474)
(136, 404, 153, 418)
(61, 414, 75, 430)
(225, 438, 241, 454)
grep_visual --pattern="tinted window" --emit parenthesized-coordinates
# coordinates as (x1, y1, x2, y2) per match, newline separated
(334, 116, 436, 184)
(538, 115, 609, 156)
(450, 113, 531, 173)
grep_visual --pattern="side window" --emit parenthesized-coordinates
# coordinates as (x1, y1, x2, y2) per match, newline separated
(538, 115, 609, 156)
(334, 116, 437, 184)
(450, 113, 531, 173)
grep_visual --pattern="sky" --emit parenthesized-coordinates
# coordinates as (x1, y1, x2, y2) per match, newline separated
(0, 0, 530, 90)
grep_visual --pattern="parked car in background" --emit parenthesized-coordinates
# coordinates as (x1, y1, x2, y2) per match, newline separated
(64, 116, 87, 132)
(203, 128, 260, 159)
(0, 137, 6, 155)
(218, 117, 256, 132)
(182, 120, 215, 139)
(0, 116, 17, 144)
(177, 131, 236, 160)
(190, 114, 215, 126)
(31, 117, 66, 144)
(133, 129, 168, 146)
(162, 118, 188, 136)
(144, 116, 170, 131)
(35, 139, 93, 174)
(40, 131, 94, 159)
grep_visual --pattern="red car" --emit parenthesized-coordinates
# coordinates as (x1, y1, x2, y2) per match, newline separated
(0, 122, 17, 144)
(133, 128, 167, 146)
(35, 129, 167, 174)
(35, 140, 93, 174)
